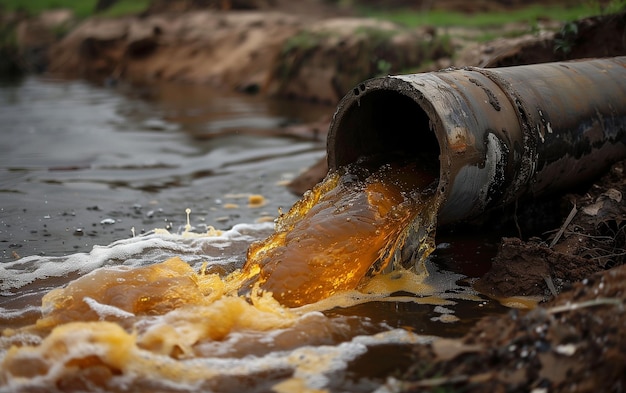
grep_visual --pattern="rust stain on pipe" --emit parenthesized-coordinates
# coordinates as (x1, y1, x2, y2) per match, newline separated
(327, 57, 626, 225)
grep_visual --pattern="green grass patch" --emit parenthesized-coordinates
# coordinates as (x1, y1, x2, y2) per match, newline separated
(359, 2, 626, 29)
(282, 30, 326, 54)
(0, 0, 149, 18)
(98, 0, 150, 17)
(0, 0, 97, 18)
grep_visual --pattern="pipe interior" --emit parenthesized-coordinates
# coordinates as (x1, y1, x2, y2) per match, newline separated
(331, 89, 440, 183)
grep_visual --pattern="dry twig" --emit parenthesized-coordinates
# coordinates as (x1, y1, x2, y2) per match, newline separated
(550, 204, 578, 248)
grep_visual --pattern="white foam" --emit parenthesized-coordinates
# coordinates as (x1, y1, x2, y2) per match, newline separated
(83, 297, 135, 320)
(0, 222, 274, 292)
(160, 329, 430, 391)
(220, 329, 429, 390)
(0, 220, 475, 392)
(433, 305, 454, 314)
(0, 305, 41, 320)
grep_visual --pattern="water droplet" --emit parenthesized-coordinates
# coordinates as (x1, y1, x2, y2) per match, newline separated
(184, 208, 192, 234)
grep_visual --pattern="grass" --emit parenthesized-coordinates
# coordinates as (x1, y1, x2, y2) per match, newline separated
(3, 0, 624, 23)
(99, 0, 150, 17)
(359, 2, 626, 29)
(0, 0, 150, 18)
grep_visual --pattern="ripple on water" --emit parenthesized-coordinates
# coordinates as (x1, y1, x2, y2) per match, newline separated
(1, 224, 486, 392)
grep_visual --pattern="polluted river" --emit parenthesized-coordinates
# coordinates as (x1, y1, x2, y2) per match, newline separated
(2, 74, 541, 393)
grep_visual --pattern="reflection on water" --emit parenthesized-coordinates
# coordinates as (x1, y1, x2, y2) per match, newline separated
(0, 77, 507, 392)
(0, 76, 326, 261)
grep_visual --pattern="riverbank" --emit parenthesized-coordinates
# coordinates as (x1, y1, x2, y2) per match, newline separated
(396, 157, 626, 392)
(4, 1, 624, 103)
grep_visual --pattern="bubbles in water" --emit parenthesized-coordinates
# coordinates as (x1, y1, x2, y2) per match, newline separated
(0, 157, 487, 393)
(240, 161, 441, 307)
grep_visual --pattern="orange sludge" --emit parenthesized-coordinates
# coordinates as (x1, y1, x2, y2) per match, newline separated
(243, 162, 437, 307)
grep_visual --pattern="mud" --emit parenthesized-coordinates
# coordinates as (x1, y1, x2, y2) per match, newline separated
(477, 160, 626, 299)
(41, 5, 449, 104)
(479, 11, 626, 67)
(393, 157, 626, 392)
(400, 264, 626, 392)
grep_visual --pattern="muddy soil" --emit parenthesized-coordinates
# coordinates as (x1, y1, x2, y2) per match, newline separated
(393, 11, 626, 391)
(400, 264, 626, 392)
(398, 160, 626, 392)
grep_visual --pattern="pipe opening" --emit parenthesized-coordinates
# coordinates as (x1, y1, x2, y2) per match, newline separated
(330, 88, 440, 187)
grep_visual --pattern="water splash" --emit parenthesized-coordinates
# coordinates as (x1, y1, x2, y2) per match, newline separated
(1, 159, 473, 393)
(241, 161, 441, 306)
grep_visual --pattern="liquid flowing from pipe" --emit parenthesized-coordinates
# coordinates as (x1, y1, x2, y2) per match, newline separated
(1, 156, 447, 392)
(242, 160, 441, 307)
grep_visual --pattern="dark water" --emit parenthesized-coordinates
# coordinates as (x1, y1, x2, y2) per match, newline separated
(0, 76, 510, 392)
(0, 76, 328, 262)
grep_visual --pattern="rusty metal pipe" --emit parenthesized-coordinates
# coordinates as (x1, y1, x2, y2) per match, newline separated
(327, 57, 626, 225)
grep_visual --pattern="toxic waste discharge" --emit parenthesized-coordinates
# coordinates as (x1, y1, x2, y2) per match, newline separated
(242, 160, 439, 307)
(3, 57, 625, 392)
(0, 157, 444, 392)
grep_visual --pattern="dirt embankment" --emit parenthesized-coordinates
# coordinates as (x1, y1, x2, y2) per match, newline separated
(39, 4, 449, 104)
(400, 157, 626, 393)
(9, 2, 626, 105)
(401, 263, 626, 393)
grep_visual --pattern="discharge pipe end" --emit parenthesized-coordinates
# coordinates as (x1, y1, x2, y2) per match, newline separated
(327, 57, 626, 225)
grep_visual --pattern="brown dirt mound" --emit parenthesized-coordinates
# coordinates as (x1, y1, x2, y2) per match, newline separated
(45, 10, 450, 103)
(397, 158, 626, 392)
(476, 160, 626, 300)
(465, 11, 626, 68)
(401, 263, 626, 393)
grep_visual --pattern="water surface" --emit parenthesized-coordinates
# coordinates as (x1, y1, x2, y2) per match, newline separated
(0, 76, 506, 392)
(0, 76, 327, 261)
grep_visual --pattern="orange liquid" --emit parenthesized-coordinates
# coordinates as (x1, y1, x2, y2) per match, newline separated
(242, 162, 439, 307)
(1, 160, 443, 390)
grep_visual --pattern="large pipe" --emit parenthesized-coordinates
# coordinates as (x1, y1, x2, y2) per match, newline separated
(327, 57, 626, 226)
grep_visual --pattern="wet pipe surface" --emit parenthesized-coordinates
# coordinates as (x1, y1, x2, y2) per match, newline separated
(1, 159, 487, 391)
